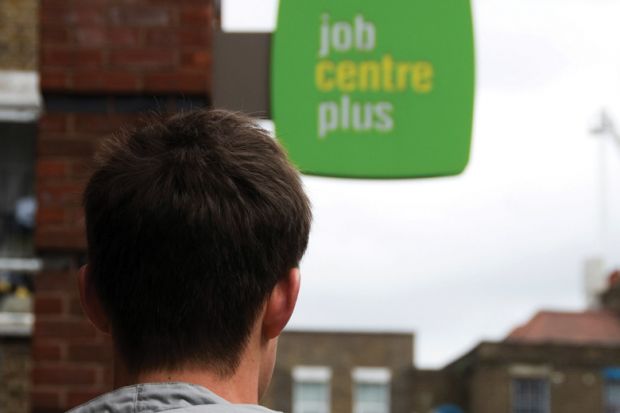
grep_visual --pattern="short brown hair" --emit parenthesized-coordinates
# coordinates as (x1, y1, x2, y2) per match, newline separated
(83, 109, 311, 375)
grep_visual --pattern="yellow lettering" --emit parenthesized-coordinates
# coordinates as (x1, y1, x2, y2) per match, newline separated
(396, 63, 411, 91)
(315, 60, 336, 92)
(412, 62, 434, 93)
(336, 60, 357, 93)
(359, 61, 381, 91)
(316, 57, 434, 94)
(381, 54, 394, 92)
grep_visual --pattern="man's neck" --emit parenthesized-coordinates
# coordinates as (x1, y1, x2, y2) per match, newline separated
(113, 353, 262, 404)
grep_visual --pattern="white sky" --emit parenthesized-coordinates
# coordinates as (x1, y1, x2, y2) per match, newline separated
(223, 0, 620, 368)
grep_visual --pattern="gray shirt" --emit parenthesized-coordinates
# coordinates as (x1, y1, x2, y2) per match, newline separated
(66, 382, 281, 413)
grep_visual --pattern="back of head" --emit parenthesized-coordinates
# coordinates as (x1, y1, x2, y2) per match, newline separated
(83, 109, 311, 376)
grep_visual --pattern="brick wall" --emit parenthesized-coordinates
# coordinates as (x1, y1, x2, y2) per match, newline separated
(39, 0, 211, 94)
(33, 1, 212, 411)
(447, 342, 620, 413)
(262, 331, 415, 413)
(32, 264, 114, 412)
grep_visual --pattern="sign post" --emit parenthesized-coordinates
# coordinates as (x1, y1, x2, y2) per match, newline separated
(272, 0, 475, 178)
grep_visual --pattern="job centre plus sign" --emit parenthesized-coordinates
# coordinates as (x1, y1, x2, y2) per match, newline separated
(315, 14, 433, 139)
(272, 0, 475, 178)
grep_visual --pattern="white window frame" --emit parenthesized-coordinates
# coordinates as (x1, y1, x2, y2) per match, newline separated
(352, 367, 391, 413)
(292, 366, 332, 413)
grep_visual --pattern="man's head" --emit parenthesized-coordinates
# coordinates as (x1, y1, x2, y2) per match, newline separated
(80, 110, 311, 383)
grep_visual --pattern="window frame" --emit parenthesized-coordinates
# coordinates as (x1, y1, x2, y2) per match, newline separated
(292, 366, 332, 413)
(603, 367, 620, 413)
(511, 377, 550, 413)
(352, 367, 391, 413)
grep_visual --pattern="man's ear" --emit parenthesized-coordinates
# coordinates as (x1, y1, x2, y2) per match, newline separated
(77, 265, 111, 335)
(262, 268, 301, 340)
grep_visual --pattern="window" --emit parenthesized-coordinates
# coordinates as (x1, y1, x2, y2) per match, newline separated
(0, 121, 36, 318)
(604, 368, 620, 413)
(352, 367, 391, 413)
(292, 366, 331, 413)
(0, 69, 39, 330)
(606, 381, 620, 413)
(512, 378, 550, 413)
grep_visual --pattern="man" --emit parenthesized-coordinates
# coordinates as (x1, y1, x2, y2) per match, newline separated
(70, 109, 312, 412)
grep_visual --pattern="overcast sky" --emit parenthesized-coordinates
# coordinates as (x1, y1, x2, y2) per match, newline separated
(224, 0, 620, 368)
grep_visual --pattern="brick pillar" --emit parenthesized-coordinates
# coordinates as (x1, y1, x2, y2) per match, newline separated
(33, 1, 212, 412)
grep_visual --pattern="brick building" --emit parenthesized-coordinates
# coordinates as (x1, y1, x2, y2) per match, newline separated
(6, 1, 620, 412)
(32, 1, 212, 411)
(262, 331, 415, 413)
(260, 278, 620, 413)
(426, 275, 620, 413)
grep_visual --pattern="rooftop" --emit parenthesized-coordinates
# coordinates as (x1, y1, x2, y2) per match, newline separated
(505, 310, 620, 346)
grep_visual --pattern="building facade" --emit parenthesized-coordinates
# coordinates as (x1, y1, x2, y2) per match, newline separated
(261, 280, 620, 413)
(31, 1, 212, 411)
(434, 277, 620, 413)
(4, 1, 618, 412)
(262, 331, 415, 413)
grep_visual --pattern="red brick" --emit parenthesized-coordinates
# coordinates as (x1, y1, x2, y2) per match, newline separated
(36, 228, 87, 250)
(69, 160, 93, 180)
(178, 27, 211, 47)
(38, 182, 83, 200)
(180, 5, 211, 26)
(33, 365, 97, 386)
(37, 183, 84, 209)
(74, 27, 106, 47)
(108, 5, 170, 27)
(36, 271, 75, 293)
(39, 115, 69, 134)
(145, 28, 180, 47)
(181, 50, 210, 69)
(148, 0, 208, 3)
(67, 390, 103, 408)
(37, 159, 69, 178)
(66, 8, 106, 26)
(67, 343, 113, 363)
(74, 114, 139, 134)
(35, 320, 97, 340)
(40, 70, 68, 90)
(31, 389, 62, 410)
(42, 48, 104, 68)
(103, 366, 114, 387)
(39, 4, 72, 26)
(40, 25, 69, 45)
(107, 28, 141, 48)
(38, 139, 94, 158)
(72, 71, 142, 92)
(37, 207, 67, 226)
(32, 342, 63, 362)
(68, 297, 85, 317)
(67, 208, 86, 226)
(35, 294, 65, 316)
(109, 49, 175, 68)
(42, 6, 106, 26)
(40, 0, 70, 7)
(144, 71, 208, 93)
(62, 207, 85, 228)
(142, 27, 209, 48)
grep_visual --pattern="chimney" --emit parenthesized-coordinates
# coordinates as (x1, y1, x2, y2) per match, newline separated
(584, 257, 607, 309)
(601, 270, 620, 315)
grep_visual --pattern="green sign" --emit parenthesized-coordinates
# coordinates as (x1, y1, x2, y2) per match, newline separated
(271, 0, 475, 178)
